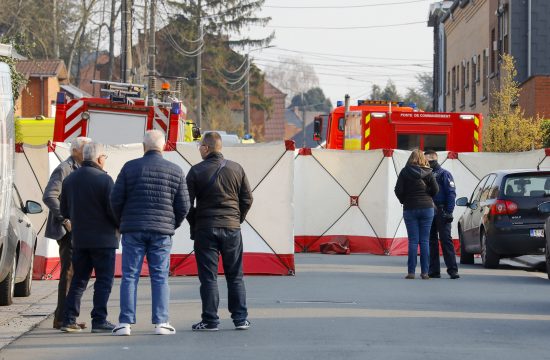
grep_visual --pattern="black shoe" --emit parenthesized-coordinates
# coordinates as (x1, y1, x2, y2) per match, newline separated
(191, 321, 219, 331)
(428, 273, 441, 278)
(92, 321, 116, 333)
(234, 320, 251, 330)
(449, 272, 460, 279)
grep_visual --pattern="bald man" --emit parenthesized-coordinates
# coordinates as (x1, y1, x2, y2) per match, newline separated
(186, 131, 253, 331)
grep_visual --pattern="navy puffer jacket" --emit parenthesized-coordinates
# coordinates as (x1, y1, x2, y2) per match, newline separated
(110, 151, 190, 235)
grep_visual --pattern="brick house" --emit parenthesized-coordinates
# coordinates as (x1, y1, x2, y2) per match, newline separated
(15, 60, 69, 118)
(429, 0, 550, 120)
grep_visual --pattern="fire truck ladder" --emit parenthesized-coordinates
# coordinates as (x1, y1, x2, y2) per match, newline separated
(91, 80, 147, 104)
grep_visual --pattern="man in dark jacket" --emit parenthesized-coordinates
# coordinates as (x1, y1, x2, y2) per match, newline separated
(43, 136, 91, 329)
(424, 150, 459, 279)
(187, 131, 253, 331)
(59, 142, 118, 333)
(110, 130, 190, 336)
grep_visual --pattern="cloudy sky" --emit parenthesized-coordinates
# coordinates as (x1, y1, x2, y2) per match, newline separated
(245, 0, 435, 104)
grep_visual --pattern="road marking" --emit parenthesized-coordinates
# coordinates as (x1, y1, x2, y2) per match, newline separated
(250, 307, 550, 322)
(296, 264, 545, 278)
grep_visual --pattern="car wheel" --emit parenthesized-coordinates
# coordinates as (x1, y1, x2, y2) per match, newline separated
(459, 230, 474, 265)
(14, 249, 33, 297)
(0, 254, 16, 306)
(481, 230, 499, 269)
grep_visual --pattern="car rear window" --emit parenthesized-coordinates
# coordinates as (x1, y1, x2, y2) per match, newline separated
(503, 175, 550, 198)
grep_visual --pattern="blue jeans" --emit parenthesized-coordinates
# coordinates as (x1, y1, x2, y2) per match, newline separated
(403, 208, 434, 275)
(194, 228, 248, 325)
(119, 232, 172, 324)
(63, 248, 115, 327)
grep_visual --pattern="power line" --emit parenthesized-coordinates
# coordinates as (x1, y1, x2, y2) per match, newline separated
(259, 20, 426, 30)
(253, 57, 431, 69)
(267, 46, 431, 62)
(265, 0, 429, 9)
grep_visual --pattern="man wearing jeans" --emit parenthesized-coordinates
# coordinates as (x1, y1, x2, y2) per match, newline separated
(186, 132, 253, 331)
(110, 130, 190, 336)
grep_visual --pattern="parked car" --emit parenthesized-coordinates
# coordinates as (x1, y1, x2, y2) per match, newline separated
(0, 185, 42, 305)
(456, 170, 550, 268)
(537, 201, 550, 279)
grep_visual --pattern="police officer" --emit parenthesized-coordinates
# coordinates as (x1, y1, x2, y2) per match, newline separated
(424, 150, 459, 279)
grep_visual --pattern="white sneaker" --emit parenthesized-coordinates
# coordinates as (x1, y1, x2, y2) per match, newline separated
(155, 323, 176, 335)
(112, 323, 131, 336)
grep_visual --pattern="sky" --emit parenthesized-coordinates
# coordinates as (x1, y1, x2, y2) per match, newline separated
(243, 0, 436, 105)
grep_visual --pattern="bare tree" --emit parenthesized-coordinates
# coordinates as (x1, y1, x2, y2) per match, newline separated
(264, 56, 319, 106)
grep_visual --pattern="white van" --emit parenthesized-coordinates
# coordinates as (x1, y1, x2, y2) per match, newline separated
(0, 48, 43, 305)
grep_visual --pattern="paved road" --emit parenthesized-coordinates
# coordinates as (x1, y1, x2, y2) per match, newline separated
(1, 254, 550, 360)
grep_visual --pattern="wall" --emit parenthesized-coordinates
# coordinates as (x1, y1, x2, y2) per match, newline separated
(520, 75, 550, 119)
(444, 0, 491, 118)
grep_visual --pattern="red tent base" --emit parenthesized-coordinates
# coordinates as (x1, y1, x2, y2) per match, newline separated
(295, 235, 460, 256)
(34, 252, 295, 280)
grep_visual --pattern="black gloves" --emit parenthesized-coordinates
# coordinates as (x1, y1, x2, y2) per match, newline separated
(442, 211, 454, 223)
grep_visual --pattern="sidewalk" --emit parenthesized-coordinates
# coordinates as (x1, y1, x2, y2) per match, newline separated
(0, 280, 58, 349)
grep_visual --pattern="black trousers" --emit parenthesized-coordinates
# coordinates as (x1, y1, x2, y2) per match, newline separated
(54, 233, 73, 325)
(63, 248, 116, 326)
(194, 227, 247, 325)
(429, 208, 459, 275)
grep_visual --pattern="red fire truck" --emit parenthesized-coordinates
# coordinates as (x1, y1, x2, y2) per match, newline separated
(314, 96, 482, 152)
(54, 80, 200, 148)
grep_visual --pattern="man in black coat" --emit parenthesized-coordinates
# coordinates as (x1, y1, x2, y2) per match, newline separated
(59, 142, 119, 333)
(186, 131, 253, 331)
(110, 130, 190, 336)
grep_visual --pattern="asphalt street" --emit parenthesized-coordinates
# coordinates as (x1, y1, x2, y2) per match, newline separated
(1, 254, 550, 360)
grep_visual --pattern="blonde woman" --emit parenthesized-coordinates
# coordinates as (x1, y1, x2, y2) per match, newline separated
(394, 150, 439, 279)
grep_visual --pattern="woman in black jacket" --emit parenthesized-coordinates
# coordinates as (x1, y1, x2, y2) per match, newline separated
(394, 149, 439, 279)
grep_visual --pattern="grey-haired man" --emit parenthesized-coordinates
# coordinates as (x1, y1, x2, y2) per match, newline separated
(60, 142, 118, 333)
(43, 136, 91, 329)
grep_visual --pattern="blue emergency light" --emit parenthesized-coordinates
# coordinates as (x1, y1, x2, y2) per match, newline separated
(56, 92, 66, 105)
(336, 100, 344, 107)
(171, 102, 181, 115)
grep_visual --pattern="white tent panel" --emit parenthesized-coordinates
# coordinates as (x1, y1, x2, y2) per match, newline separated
(174, 142, 202, 167)
(241, 221, 277, 253)
(102, 144, 143, 181)
(245, 152, 294, 254)
(311, 149, 384, 195)
(294, 155, 349, 236)
(458, 150, 546, 179)
(392, 149, 411, 176)
(361, 157, 402, 238)
(223, 143, 287, 189)
(324, 206, 376, 237)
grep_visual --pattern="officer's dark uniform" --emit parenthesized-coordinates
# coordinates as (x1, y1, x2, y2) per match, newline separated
(429, 162, 459, 277)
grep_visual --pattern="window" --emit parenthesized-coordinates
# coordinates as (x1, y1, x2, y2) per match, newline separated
(466, 61, 470, 88)
(338, 117, 345, 132)
(423, 135, 447, 151)
(482, 49, 489, 100)
(491, 28, 496, 74)
(451, 66, 456, 110)
(471, 56, 477, 105)
(476, 54, 481, 82)
(503, 175, 550, 198)
(479, 174, 497, 202)
(460, 61, 466, 107)
(502, 9, 509, 54)
(470, 175, 490, 204)
(397, 134, 420, 150)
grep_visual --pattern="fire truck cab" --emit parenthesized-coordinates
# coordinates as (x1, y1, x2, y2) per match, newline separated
(315, 98, 482, 152)
(54, 80, 200, 148)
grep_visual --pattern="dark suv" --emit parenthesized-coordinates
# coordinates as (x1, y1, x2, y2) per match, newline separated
(456, 170, 550, 268)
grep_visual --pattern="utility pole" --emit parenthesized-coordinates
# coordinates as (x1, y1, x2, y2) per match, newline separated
(301, 92, 306, 147)
(121, 0, 133, 83)
(148, 0, 156, 100)
(244, 54, 250, 135)
(196, 5, 203, 128)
